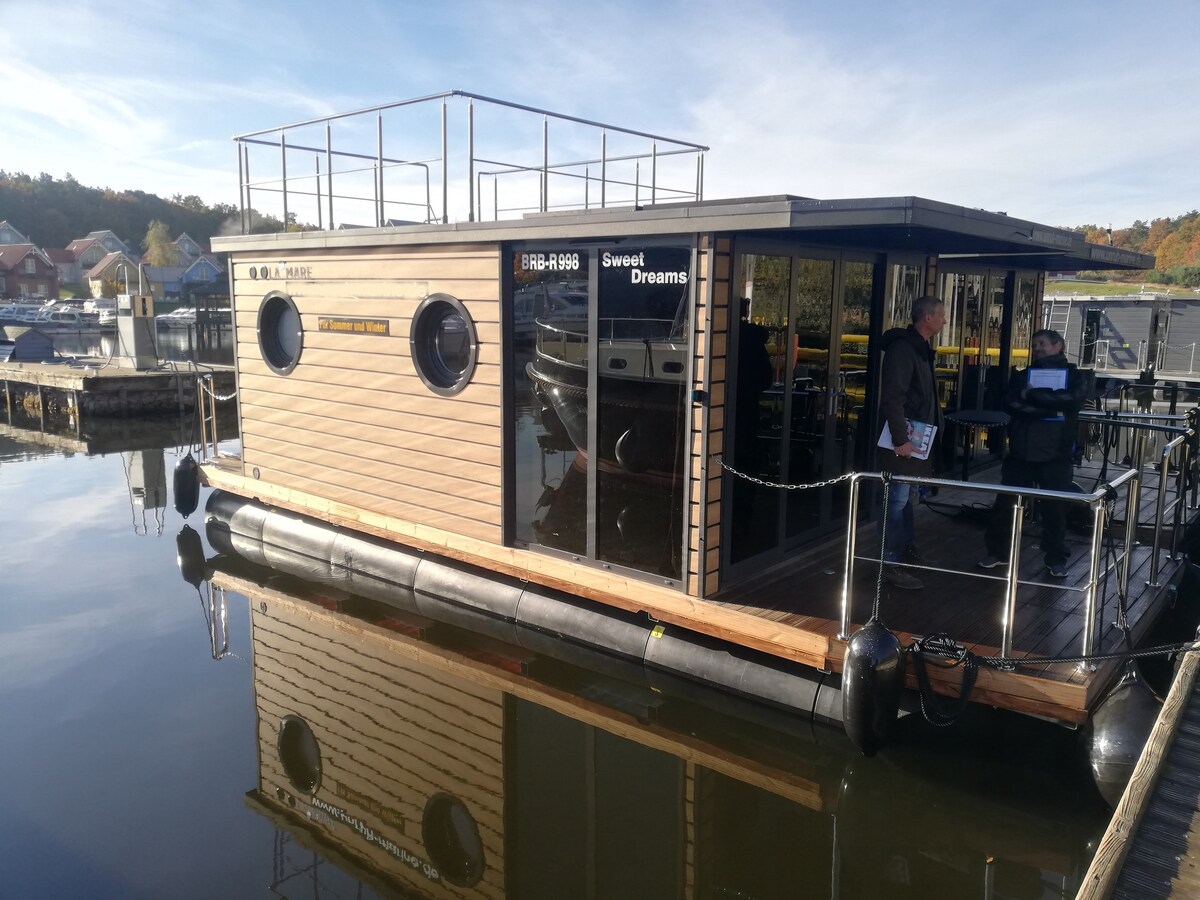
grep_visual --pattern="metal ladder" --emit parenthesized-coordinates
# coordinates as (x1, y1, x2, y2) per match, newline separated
(1042, 296, 1072, 334)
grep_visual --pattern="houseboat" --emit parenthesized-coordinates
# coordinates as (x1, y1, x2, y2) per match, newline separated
(197, 91, 1196, 764)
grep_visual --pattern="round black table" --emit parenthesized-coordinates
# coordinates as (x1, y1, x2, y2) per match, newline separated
(943, 409, 1011, 480)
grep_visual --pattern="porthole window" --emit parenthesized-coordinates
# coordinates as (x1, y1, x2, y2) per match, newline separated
(422, 793, 485, 886)
(257, 291, 303, 374)
(277, 715, 322, 794)
(410, 293, 478, 396)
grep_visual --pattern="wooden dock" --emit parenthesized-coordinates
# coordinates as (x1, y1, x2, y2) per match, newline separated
(1076, 641, 1200, 899)
(0, 359, 234, 416)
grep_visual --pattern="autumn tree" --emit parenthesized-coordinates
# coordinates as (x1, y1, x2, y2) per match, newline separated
(142, 219, 178, 265)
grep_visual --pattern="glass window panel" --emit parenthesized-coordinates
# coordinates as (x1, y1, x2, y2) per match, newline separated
(785, 258, 835, 538)
(512, 250, 590, 558)
(729, 253, 790, 564)
(595, 246, 691, 578)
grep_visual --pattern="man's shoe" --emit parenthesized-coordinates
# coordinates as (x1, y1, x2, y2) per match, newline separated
(1046, 562, 1069, 579)
(883, 566, 924, 590)
(978, 554, 1007, 570)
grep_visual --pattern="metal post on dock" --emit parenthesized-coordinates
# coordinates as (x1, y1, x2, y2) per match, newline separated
(838, 475, 861, 641)
(1080, 499, 1108, 670)
(999, 497, 1024, 662)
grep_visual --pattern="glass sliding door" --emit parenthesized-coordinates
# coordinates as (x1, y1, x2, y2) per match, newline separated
(729, 252, 791, 564)
(728, 243, 880, 569)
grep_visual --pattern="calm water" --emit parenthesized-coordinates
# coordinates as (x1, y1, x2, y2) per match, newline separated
(0, 406, 1115, 899)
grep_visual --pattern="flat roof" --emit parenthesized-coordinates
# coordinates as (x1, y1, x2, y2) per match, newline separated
(212, 194, 1154, 273)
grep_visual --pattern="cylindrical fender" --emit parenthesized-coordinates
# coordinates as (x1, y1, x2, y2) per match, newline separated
(173, 453, 200, 518)
(841, 618, 905, 756)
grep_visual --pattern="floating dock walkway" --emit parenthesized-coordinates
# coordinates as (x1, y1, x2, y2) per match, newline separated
(0, 359, 234, 417)
(1077, 644, 1200, 899)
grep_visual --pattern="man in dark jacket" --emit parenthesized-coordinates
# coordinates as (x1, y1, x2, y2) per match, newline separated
(980, 329, 1086, 578)
(877, 295, 946, 589)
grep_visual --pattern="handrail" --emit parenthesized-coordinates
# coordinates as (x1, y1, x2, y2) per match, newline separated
(840, 466, 1142, 669)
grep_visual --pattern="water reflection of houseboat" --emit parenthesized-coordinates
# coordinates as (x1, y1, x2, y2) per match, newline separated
(202, 555, 1108, 900)
(196, 91, 1191, 765)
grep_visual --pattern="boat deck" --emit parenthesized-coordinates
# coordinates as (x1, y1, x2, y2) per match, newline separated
(711, 456, 1195, 721)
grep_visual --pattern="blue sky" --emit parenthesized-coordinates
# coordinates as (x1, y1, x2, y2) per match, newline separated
(2, 0, 1198, 230)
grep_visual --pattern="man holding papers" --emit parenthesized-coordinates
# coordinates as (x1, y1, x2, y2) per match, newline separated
(877, 295, 946, 589)
(980, 329, 1086, 578)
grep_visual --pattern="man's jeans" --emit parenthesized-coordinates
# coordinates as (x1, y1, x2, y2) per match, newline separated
(879, 480, 914, 563)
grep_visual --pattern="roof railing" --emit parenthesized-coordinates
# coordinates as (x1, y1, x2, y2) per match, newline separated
(233, 90, 708, 235)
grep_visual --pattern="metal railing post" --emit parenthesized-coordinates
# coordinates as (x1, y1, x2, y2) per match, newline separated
(1173, 441, 1188, 559)
(280, 130, 288, 228)
(600, 130, 607, 208)
(441, 99, 449, 224)
(1149, 441, 1173, 586)
(651, 141, 657, 206)
(838, 475, 861, 640)
(1080, 499, 1107, 670)
(999, 497, 1024, 661)
(376, 112, 384, 227)
(325, 122, 334, 229)
(467, 100, 475, 222)
(237, 142, 246, 235)
(542, 115, 549, 212)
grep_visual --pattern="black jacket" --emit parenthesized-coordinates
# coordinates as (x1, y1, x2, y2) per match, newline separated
(878, 325, 942, 475)
(1004, 351, 1086, 462)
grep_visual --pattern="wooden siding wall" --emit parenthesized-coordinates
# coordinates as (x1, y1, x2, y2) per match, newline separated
(689, 236, 731, 596)
(232, 246, 503, 544)
(252, 597, 506, 898)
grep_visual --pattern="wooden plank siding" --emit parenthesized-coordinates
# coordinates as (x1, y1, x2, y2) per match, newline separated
(251, 595, 507, 899)
(231, 244, 506, 545)
(690, 236, 731, 597)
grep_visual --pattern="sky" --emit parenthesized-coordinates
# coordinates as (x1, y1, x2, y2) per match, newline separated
(1, 0, 1198, 232)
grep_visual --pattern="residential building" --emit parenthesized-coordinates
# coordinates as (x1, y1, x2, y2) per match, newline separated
(0, 244, 59, 300)
(0, 221, 30, 245)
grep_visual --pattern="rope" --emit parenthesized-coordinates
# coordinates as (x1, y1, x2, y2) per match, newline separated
(906, 633, 1200, 726)
(909, 634, 979, 726)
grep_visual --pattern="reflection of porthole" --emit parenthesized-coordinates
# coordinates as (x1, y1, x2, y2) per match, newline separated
(410, 294, 478, 396)
(257, 291, 303, 374)
(422, 793, 485, 886)
(277, 715, 322, 794)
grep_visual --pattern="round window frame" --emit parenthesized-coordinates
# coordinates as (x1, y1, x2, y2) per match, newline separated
(422, 792, 486, 886)
(409, 293, 479, 397)
(257, 290, 303, 375)
(277, 715, 322, 795)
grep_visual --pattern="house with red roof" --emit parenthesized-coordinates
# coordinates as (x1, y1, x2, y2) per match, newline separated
(0, 244, 59, 300)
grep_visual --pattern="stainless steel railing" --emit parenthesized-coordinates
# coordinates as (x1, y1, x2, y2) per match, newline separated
(839, 412, 1197, 669)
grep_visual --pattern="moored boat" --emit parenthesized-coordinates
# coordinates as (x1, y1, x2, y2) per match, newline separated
(192, 91, 1197, 775)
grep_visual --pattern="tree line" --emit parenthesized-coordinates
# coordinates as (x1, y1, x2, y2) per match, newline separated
(3, 170, 1198, 285)
(1077, 211, 1200, 286)
(0, 171, 288, 254)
